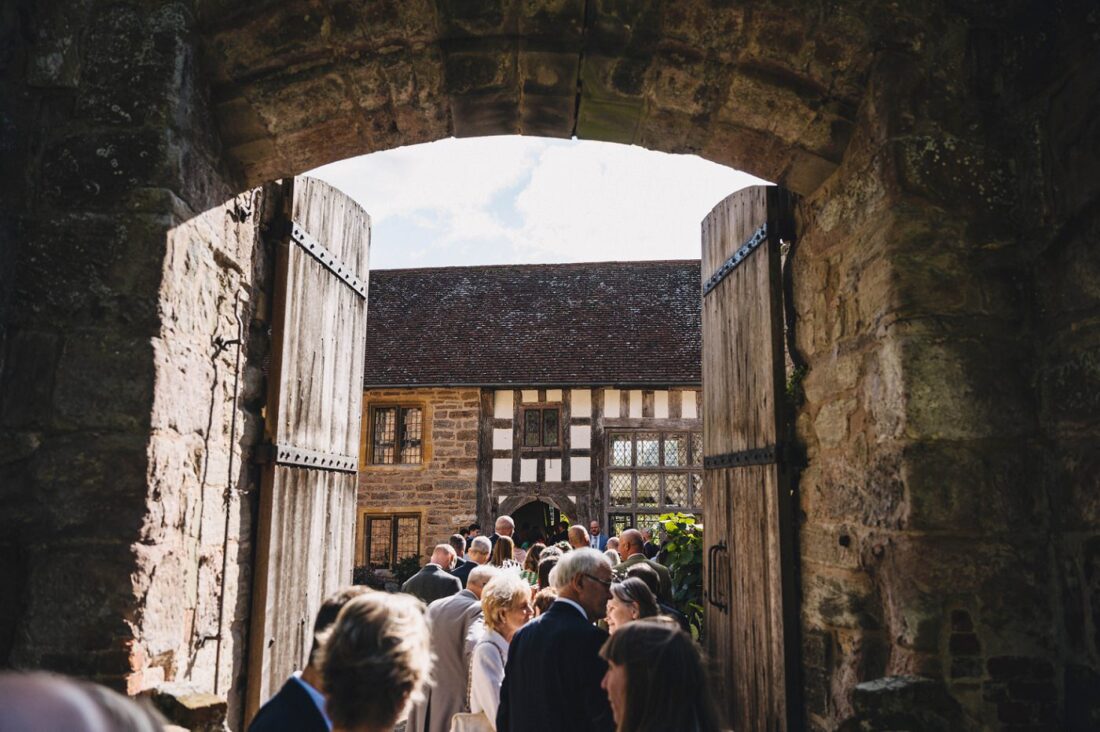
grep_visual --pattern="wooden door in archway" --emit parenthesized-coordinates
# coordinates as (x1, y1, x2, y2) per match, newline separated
(701, 185, 799, 731)
(245, 177, 370, 721)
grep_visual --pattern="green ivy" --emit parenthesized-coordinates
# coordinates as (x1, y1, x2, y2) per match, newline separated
(658, 511, 705, 640)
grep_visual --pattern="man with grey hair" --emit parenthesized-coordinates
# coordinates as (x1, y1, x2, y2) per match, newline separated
(489, 514, 515, 551)
(451, 535, 491, 588)
(614, 528, 672, 603)
(497, 548, 614, 732)
(402, 544, 461, 604)
(407, 564, 498, 732)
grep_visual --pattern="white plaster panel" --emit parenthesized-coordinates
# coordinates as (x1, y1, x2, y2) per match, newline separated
(682, 390, 698, 418)
(493, 428, 512, 451)
(546, 388, 562, 402)
(520, 459, 537, 482)
(521, 389, 539, 403)
(571, 389, 592, 417)
(655, 391, 669, 418)
(545, 459, 562, 482)
(629, 390, 643, 417)
(570, 425, 591, 448)
(604, 389, 621, 418)
(492, 458, 512, 482)
(570, 456, 591, 482)
(494, 390, 514, 419)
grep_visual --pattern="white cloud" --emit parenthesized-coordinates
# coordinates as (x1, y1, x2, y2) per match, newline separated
(307, 136, 768, 268)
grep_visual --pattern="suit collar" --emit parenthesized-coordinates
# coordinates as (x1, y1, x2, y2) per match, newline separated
(550, 597, 589, 621)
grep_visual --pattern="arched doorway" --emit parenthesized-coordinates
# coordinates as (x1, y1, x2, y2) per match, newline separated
(509, 500, 561, 547)
(4, 3, 1092, 730)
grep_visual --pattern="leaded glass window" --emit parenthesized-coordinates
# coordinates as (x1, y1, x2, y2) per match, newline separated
(636, 474, 659, 506)
(603, 430, 703, 529)
(371, 406, 423, 464)
(610, 472, 633, 507)
(522, 406, 561, 448)
(365, 513, 422, 569)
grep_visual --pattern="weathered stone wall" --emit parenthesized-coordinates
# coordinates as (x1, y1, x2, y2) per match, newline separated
(357, 388, 480, 562)
(0, 2, 271, 728)
(790, 5, 1100, 729)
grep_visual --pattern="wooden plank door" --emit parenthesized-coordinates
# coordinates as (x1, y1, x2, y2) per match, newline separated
(701, 185, 798, 732)
(245, 177, 370, 721)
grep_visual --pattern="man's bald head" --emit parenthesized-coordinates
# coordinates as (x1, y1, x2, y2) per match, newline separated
(495, 515, 515, 536)
(619, 528, 644, 560)
(431, 544, 457, 569)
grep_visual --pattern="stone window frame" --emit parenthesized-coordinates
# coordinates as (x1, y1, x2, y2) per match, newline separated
(355, 507, 425, 568)
(360, 397, 432, 469)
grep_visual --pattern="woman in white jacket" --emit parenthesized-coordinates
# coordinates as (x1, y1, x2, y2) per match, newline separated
(468, 571, 533, 728)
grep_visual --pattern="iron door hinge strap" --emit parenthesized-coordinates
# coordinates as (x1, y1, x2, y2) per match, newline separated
(256, 442, 359, 473)
(702, 223, 768, 297)
(290, 221, 368, 299)
(703, 444, 779, 469)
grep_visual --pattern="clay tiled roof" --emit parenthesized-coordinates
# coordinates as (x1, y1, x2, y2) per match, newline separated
(363, 261, 702, 387)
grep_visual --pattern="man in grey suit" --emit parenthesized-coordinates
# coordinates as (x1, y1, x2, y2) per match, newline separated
(613, 529, 673, 603)
(407, 564, 498, 732)
(402, 544, 462, 604)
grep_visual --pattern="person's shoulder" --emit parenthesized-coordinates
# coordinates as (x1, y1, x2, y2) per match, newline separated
(248, 679, 320, 732)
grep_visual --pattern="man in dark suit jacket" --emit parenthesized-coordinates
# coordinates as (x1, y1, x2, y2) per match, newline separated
(402, 544, 462, 604)
(448, 533, 467, 572)
(450, 535, 491, 588)
(497, 548, 615, 732)
(249, 586, 369, 732)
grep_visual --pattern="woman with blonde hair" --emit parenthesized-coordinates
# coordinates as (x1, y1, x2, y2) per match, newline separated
(599, 621, 722, 732)
(466, 572, 533, 729)
(605, 577, 659, 634)
(490, 535, 521, 569)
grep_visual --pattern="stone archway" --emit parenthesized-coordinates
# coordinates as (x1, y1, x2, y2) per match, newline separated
(3, 2, 1098, 730)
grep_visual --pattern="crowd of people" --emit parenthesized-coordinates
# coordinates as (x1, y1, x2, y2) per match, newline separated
(0, 516, 721, 732)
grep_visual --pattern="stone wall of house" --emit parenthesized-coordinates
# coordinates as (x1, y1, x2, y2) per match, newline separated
(357, 388, 481, 563)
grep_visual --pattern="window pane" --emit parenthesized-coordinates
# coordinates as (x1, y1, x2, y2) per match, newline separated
(542, 409, 559, 446)
(610, 473, 633, 507)
(609, 513, 633, 536)
(691, 433, 703, 465)
(636, 473, 659, 506)
(637, 433, 660, 466)
(691, 473, 703, 508)
(400, 407, 422, 464)
(610, 435, 633, 466)
(395, 516, 421, 561)
(664, 434, 687, 466)
(524, 410, 541, 446)
(367, 517, 392, 566)
(372, 408, 396, 464)
(664, 474, 688, 506)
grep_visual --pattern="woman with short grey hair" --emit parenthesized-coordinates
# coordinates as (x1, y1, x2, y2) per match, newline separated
(467, 572, 533, 729)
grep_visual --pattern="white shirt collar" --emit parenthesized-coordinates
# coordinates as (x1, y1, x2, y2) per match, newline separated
(553, 597, 589, 620)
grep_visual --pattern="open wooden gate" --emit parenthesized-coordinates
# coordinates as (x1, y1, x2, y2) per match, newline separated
(245, 177, 370, 721)
(701, 185, 798, 731)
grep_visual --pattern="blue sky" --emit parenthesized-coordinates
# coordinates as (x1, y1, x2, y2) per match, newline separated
(308, 136, 766, 270)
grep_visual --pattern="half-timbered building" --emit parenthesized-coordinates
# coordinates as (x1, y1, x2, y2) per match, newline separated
(357, 260, 702, 568)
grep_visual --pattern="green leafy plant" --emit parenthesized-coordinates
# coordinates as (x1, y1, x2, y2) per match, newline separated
(657, 511, 704, 639)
